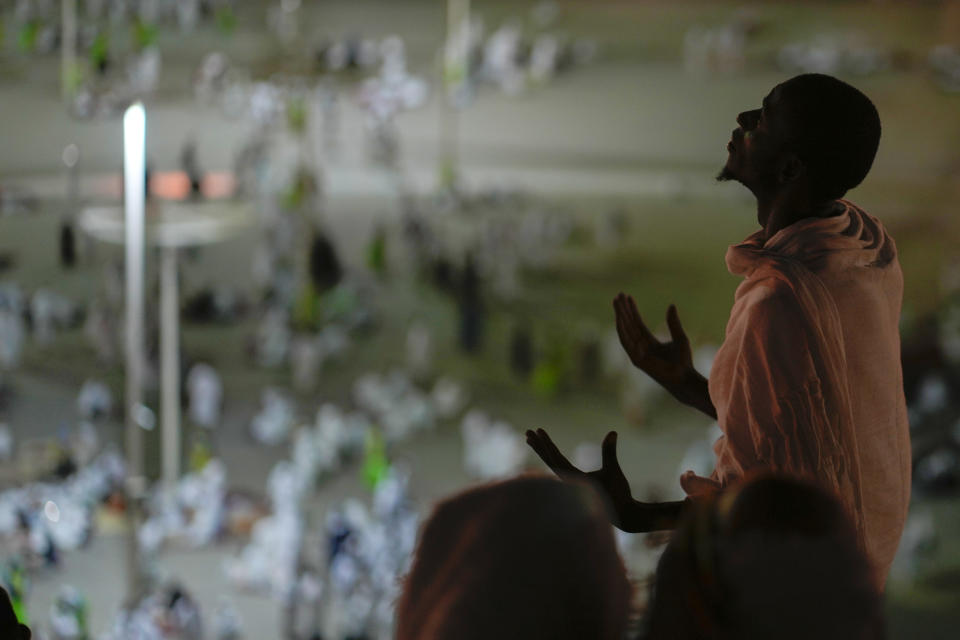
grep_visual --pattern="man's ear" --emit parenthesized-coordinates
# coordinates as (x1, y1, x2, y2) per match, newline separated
(778, 153, 804, 184)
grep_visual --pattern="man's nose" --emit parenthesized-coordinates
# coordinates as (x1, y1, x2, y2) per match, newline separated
(737, 109, 760, 130)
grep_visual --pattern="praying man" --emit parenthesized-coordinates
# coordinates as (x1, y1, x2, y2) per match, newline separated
(528, 74, 910, 587)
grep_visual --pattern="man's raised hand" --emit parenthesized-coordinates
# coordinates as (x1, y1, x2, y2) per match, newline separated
(525, 427, 583, 481)
(613, 293, 695, 392)
(526, 429, 635, 528)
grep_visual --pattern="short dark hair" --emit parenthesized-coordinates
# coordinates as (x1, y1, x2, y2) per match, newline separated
(778, 74, 881, 201)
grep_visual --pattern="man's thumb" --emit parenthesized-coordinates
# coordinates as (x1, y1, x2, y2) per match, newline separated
(666, 305, 687, 344)
(602, 431, 619, 469)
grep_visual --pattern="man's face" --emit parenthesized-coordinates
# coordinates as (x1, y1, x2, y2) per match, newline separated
(718, 84, 793, 192)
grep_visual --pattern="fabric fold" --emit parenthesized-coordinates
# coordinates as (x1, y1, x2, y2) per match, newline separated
(681, 201, 910, 586)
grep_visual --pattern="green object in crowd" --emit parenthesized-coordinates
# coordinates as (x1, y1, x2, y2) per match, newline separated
(362, 427, 390, 490)
(215, 6, 237, 35)
(18, 21, 38, 53)
(4, 562, 28, 626)
(292, 281, 322, 331)
(282, 169, 315, 210)
(438, 159, 458, 191)
(189, 439, 212, 473)
(286, 97, 308, 135)
(532, 332, 572, 398)
(89, 32, 109, 68)
(366, 228, 386, 276)
(76, 596, 89, 639)
(132, 19, 158, 51)
(65, 60, 85, 95)
(531, 361, 562, 398)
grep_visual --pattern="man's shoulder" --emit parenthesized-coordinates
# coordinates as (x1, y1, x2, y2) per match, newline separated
(736, 273, 803, 319)
(838, 199, 900, 268)
(741, 269, 796, 297)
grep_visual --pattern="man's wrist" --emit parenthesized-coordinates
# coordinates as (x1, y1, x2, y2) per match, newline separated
(668, 368, 704, 404)
(677, 369, 716, 419)
(618, 499, 689, 533)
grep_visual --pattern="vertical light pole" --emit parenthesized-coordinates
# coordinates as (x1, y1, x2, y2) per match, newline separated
(123, 102, 146, 603)
(61, 0, 77, 100)
(160, 245, 180, 493)
(439, 0, 469, 191)
(61, 144, 80, 269)
(62, 143, 80, 217)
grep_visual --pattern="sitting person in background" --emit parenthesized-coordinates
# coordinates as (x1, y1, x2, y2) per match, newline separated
(642, 473, 884, 640)
(395, 475, 632, 640)
(0, 586, 30, 640)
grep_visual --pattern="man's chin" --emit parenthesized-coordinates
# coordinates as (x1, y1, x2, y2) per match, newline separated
(716, 165, 736, 182)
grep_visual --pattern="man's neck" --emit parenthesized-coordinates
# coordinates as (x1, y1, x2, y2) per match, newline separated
(757, 192, 838, 242)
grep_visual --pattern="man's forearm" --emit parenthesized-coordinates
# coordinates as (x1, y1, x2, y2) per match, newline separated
(617, 499, 690, 533)
(673, 370, 717, 420)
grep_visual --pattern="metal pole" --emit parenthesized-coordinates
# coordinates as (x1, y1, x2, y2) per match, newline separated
(62, 143, 79, 219)
(123, 102, 146, 603)
(160, 245, 180, 492)
(439, 0, 469, 191)
(61, 0, 77, 100)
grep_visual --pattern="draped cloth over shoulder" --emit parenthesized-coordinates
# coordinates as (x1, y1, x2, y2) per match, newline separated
(680, 201, 911, 587)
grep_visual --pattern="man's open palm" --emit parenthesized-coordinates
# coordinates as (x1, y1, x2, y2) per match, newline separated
(526, 429, 634, 527)
(614, 293, 694, 390)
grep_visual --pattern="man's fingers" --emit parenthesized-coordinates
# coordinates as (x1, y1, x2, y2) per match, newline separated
(615, 295, 650, 348)
(666, 304, 689, 346)
(615, 314, 633, 348)
(526, 430, 553, 466)
(527, 429, 557, 466)
(526, 429, 553, 461)
(536, 428, 577, 476)
(537, 428, 565, 464)
(600, 431, 631, 496)
(525, 429, 539, 452)
(614, 293, 633, 324)
(614, 296, 633, 334)
(627, 295, 656, 342)
(601, 431, 620, 470)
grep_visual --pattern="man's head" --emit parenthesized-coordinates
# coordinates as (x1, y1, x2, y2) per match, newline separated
(719, 74, 881, 204)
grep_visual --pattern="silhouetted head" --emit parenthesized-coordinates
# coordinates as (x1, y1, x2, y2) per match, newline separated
(395, 475, 633, 640)
(643, 474, 884, 640)
(719, 74, 881, 206)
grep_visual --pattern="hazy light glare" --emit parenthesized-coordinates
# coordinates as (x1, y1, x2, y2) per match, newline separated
(44, 500, 60, 523)
(62, 143, 79, 168)
(124, 100, 146, 482)
(134, 403, 156, 431)
(123, 102, 146, 211)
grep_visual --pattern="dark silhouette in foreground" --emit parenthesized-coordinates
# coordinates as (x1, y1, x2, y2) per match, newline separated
(642, 474, 885, 640)
(0, 586, 30, 640)
(395, 475, 632, 640)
